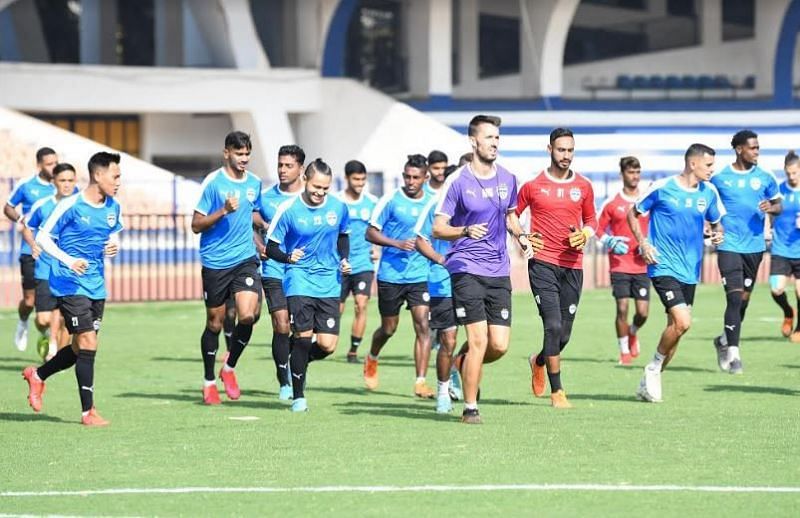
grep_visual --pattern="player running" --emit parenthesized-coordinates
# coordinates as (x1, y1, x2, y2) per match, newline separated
(22, 152, 123, 426)
(266, 159, 350, 412)
(517, 128, 597, 409)
(192, 131, 264, 405)
(21, 163, 78, 360)
(5, 147, 58, 351)
(596, 156, 650, 365)
(629, 143, 724, 403)
(710, 130, 781, 374)
(336, 160, 378, 364)
(433, 115, 534, 424)
(424, 150, 448, 196)
(258, 145, 305, 400)
(363, 154, 434, 398)
(768, 150, 800, 341)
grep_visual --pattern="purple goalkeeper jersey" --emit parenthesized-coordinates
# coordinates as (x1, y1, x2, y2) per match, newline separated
(434, 164, 518, 277)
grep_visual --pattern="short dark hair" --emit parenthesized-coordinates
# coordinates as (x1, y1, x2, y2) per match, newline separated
(468, 115, 501, 137)
(444, 164, 458, 178)
(305, 158, 332, 179)
(344, 159, 366, 176)
(785, 150, 799, 168)
(731, 130, 758, 149)
(224, 131, 252, 150)
(278, 144, 305, 165)
(458, 152, 473, 166)
(87, 151, 121, 181)
(684, 143, 716, 161)
(404, 154, 427, 171)
(427, 150, 448, 165)
(549, 128, 574, 144)
(619, 156, 641, 172)
(36, 147, 56, 163)
(53, 163, 76, 176)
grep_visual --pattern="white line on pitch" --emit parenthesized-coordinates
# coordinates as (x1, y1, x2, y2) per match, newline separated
(2, 484, 800, 498)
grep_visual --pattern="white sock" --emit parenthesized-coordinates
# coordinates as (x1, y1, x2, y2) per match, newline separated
(719, 333, 728, 346)
(437, 380, 449, 398)
(648, 351, 666, 371)
(629, 324, 639, 335)
(33, 370, 42, 382)
(728, 346, 741, 361)
(618, 336, 630, 354)
(47, 343, 57, 356)
(464, 402, 478, 410)
(203, 379, 216, 387)
(222, 363, 234, 372)
(368, 353, 379, 361)
(415, 376, 426, 384)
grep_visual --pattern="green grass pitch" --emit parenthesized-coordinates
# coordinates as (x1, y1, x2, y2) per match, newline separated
(0, 285, 798, 516)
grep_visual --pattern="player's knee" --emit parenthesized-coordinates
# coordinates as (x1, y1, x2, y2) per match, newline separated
(205, 321, 223, 334)
(559, 320, 574, 346)
(725, 290, 743, 309)
(23, 293, 35, 307)
(543, 316, 562, 340)
(238, 313, 255, 326)
(354, 300, 368, 315)
(488, 339, 508, 357)
(35, 313, 49, 329)
(671, 314, 691, 335)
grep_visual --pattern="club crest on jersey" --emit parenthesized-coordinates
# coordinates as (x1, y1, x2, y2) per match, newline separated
(696, 197, 708, 213)
(749, 178, 761, 191)
(246, 188, 257, 202)
(326, 210, 338, 226)
(497, 183, 509, 200)
(349, 208, 357, 217)
(569, 187, 581, 202)
(106, 212, 117, 227)
(360, 208, 371, 220)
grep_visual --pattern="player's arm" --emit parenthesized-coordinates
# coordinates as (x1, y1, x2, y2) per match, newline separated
(567, 187, 598, 250)
(191, 193, 238, 234)
(415, 235, 443, 264)
(505, 210, 536, 258)
(37, 207, 88, 275)
(758, 197, 782, 214)
(431, 214, 484, 240)
(3, 203, 20, 223)
(21, 226, 39, 259)
(627, 205, 656, 264)
(365, 225, 416, 251)
(338, 233, 351, 274)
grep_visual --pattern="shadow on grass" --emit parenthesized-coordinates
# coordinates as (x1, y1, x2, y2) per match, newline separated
(703, 384, 800, 396)
(564, 357, 617, 365)
(781, 364, 800, 370)
(311, 385, 401, 398)
(567, 393, 638, 402)
(0, 365, 30, 372)
(0, 356, 33, 364)
(115, 391, 287, 410)
(150, 356, 198, 363)
(695, 335, 785, 344)
(663, 365, 716, 373)
(332, 400, 460, 422)
(0, 412, 66, 423)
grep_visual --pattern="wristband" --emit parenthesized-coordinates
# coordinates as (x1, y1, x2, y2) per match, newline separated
(462, 225, 470, 237)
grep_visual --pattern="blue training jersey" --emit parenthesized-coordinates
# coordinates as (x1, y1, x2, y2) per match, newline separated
(636, 176, 725, 285)
(335, 190, 378, 275)
(195, 168, 262, 269)
(423, 182, 441, 197)
(267, 194, 349, 298)
(370, 188, 431, 284)
(770, 181, 800, 259)
(40, 192, 123, 299)
(258, 183, 301, 280)
(8, 173, 55, 256)
(25, 196, 59, 280)
(414, 197, 451, 298)
(710, 164, 780, 253)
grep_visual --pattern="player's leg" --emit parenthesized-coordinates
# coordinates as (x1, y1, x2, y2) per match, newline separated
(460, 319, 488, 422)
(738, 252, 762, 323)
(435, 323, 458, 413)
(610, 273, 631, 363)
(308, 298, 341, 362)
(286, 296, 314, 411)
(715, 251, 744, 371)
(199, 265, 230, 404)
(529, 261, 563, 399)
(221, 296, 236, 361)
(263, 277, 292, 397)
(769, 256, 793, 337)
(363, 282, 402, 390)
(33, 279, 57, 359)
(792, 270, 800, 341)
(408, 283, 433, 398)
(349, 292, 370, 362)
(629, 275, 650, 358)
(14, 255, 36, 351)
(72, 299, 107, 425)
(219, 261, 261, 399)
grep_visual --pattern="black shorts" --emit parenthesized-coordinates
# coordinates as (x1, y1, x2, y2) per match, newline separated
(450, 273, 512, 326)
(340, 271, 374, 302)
(528, 260, 583, 321)
(651, 276, 696, 311)
(287, 296, 340, 334)
(201, 258, 261, 308)
(34, 279, 58, 312)
(19, 254, 35, 290)
(718, 250, 763, 293)
(262, 277, 288, 313)
(58, 296, 105, 334)
(770, 255, 800, 278)
(610, 272, 651, 301)
(377, 281, 429, 317)
(429, 296, 457, 330)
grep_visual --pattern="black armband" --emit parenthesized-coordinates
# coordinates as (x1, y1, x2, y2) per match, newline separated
(337, 233, 350, 260)
(266, 240, 291, 264)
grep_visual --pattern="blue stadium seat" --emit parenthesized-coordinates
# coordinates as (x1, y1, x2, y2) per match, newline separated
(743, 75, 756, 89)
(665, 75, 681, 89)
(713, 75, 731, 88)
(698, 75, 715, 89)
(632, 75, 649, 89)
(681, 75, 698, 89)
(648, 75, 665, 89)
(616, 75, 633, 89)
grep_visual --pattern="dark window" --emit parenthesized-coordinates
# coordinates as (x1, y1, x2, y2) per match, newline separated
(478, 14, 519, 78)
(251, 0, 288, 67)
(565, 27, 647, 64)
(452, 0, 460, 85)
(722, 0, 754, 41)
(345, 0, 406, 94)
(667, 0, 695, 17)
(34, 0, 81, 63)
(117, 0, 154, 66)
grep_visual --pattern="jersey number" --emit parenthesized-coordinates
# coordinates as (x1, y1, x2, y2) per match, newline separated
(71, 316, 79, 327)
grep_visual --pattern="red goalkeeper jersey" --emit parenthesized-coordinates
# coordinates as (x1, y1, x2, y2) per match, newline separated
(596, 191, 648, 274)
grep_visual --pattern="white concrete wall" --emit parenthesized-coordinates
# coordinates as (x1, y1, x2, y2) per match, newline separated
(139, 113, 232, 164)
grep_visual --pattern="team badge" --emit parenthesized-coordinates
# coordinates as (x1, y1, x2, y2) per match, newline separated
(350, 208, 357, 217)
(750, 178, 761, 190)
(744, 278, 753, 288)
(360, 208, 371, 220)
(456, 307, 466, 318)
(696, 197, 707, 213)
(106, 212, 117, 227)
(245, 276, 254, 287)
(500, 308, 509, 320)
(422, 292, 430, 302)
(246, 188, 257, 202)
(498, 183, 509, 200)
(327, 318, 335, 329)
(569, 187, 581, 202)
(639, 288, 648, 297)
(568, 304, 577, 315)
(358, 281, 366, 290)
(326, 210, 338, 226)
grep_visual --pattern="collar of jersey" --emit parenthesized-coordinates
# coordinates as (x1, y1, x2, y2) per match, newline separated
(398, 187, 426, 202)
(218, 168, 250, 183)
(670, 174, 700, 193)
(783, 181, 800, 192)
(467, 163, 497, 181)
(725, 163, 757, 175)
(80, 191, 107, 208)
(34, 174, 51, 186)
(298, 193, 327, 209)
(618, 190, 639, 202)
(542, 169, 575, 184)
